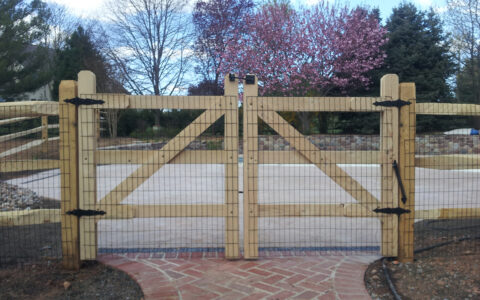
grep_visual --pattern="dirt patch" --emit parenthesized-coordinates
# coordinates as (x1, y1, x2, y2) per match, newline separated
(0, 261, 143, 300)
(365, 219, 480, 299)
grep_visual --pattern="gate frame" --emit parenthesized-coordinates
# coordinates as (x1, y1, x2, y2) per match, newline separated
(242, 74, 415, 260)
(62, 71, 241, 267)
(60, 71, 417, 269)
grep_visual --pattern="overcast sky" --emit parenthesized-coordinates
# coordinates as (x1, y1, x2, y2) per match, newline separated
(46, 0, 447, 22)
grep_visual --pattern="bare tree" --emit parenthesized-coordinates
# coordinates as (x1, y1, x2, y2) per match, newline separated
(105, 0, 193, 96)
(446, 0, 480, 102)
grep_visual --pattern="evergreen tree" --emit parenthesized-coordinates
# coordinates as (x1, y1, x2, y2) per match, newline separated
(0, 0, 51, 100)
(383, 3, 455, 101)
(53, 26, 123, 99)
(381, 3, 456, 132)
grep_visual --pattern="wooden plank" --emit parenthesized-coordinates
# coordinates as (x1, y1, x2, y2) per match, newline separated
(257, 97, 386, 112)
(41, 116, 48, 154)
(415, 154, 480, 170)
(59, 80, 80, 270)
(258, 110, 379, 210)
(379, 74, 399, 257)
(0, 137, 59, 159)
(224, 74, 240, 259)
(398, 82, 416, 262)
(77, 71, 98, 261)
(0, 209, 60, 226)
(259, 204, 377, 217)
(415, 208, 480, 219)
(0, 101, 58, 118)
(258, 150, 382, 164)
(0, 124, 58, 142)
(104, 204, 227, 219)
(243, 75, 259, 259)
(416, 103, 480, 115)
(96, 150, 227, 164)
(85, 94, 225, 110)
(99, 100, 225, 207)
(0, 160, 60, 172)
(0, 117, 36, 126)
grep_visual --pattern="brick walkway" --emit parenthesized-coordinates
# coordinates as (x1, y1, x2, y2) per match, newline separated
(98, 252, 378, 299)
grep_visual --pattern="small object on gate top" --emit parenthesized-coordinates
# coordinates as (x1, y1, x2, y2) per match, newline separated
(228, 74, 255, 85)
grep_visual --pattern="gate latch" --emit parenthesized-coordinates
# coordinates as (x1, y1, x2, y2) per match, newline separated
(373, 207, 411, 216)
(392, 160, 407, 204)
(373, 99, 411, 108)
(65, 97, 105, 106)
(66, 209, 106, 217)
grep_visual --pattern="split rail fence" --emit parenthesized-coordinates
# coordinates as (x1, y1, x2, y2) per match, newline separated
(1, 71, 479, 269)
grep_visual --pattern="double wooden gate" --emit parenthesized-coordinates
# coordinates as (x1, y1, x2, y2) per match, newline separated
(60, 71, 415, 269)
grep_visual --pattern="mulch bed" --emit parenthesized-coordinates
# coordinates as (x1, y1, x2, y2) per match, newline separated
(0, 261, 143, 300)
(365, 218, 480, 299)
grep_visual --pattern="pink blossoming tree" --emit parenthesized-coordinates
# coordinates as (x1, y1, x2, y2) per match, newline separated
(220, 2, 387, 97)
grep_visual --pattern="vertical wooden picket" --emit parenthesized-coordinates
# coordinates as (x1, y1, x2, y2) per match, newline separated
(224, 75, 240, 259)
(41, 116, 48, 154)
(59, 80, 80, 270)
(398, 82, 416, 262)
(243, 75, 259, 259)
(78, 71, 98, 260)
(380, 74, 400, 257)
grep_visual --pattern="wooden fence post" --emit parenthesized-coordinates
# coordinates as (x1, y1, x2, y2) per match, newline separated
(224, 74, 240, 259)
(41, 116, 48, 154)
(243, 75, 259, 259)
(59, 80, 80, 270)
(380, 74, 399, 257)
(77, 70, 98, 260)
(398, 83, 416, 262)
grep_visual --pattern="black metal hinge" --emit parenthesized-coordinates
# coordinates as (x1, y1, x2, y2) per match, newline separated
(373, 207, 411, 216)
(64, 97, 105, 106)
(66, 209, 106, 217)
(229, 73, 255, 84)
(392, 160, 407, 204)
(373, 99, 411, 108)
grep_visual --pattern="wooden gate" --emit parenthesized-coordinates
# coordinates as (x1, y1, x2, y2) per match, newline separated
(242, 74, 411, 259)
(60, 71, 415, 269)
(60, 71, 241, 268)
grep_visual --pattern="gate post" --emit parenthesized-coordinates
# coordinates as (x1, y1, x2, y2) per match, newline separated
(77, 71, 98, 260)
(243, 75, 259, 259)
(224, 74, 240, 259)
(398, 83, 416, 262)
(59, 80, 80, 270)
(380, 74, 400, 257)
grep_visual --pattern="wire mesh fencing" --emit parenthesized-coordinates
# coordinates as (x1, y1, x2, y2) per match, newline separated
(414, 107, 480, 257)
(0, 102, 61, 266)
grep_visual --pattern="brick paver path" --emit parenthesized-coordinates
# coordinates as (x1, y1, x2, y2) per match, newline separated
(98, 252, 377, 299)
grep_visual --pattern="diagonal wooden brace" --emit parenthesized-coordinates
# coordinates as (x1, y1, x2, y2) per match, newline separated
(258, 110, 380, 210)
(99, 101, 226, 206)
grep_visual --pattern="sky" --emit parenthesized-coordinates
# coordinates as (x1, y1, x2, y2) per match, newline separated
(46, 0, 448, 22)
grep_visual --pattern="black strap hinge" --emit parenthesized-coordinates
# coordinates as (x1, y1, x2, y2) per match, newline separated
(66, 209, 106, 217)
(229, 73, 255, 84)
(373, 99, 411, 108)
(65, 97, 105, 106)
(373, 207, 411, 216)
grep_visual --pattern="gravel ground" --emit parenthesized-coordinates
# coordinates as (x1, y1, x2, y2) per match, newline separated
(0, 261, 143, 300)
(365, 219, 480, 300)
(0, 181, 43, 211)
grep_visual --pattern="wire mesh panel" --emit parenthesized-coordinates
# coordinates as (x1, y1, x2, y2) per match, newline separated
(243, 94, 398, 258)
(414, 103, 480, 256)
(76, 92, 240, 259)
(0, 102, 61, 266)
